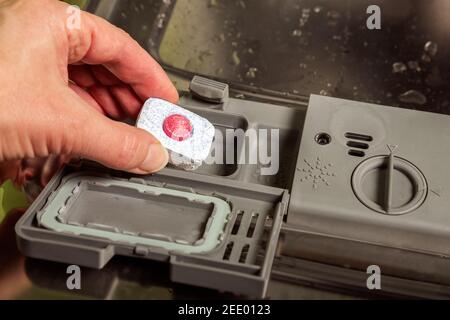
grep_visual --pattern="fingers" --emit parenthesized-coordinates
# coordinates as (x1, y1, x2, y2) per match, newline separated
(68, 82, 104, 114)
(69, 65, 143, 119)
(67, 65, 96, 88)
(88, 85, 125, 119)
(109, 85, 142, 119)
(60, 90, 168, 174)
(90, 65, 121, 86)
(65, 6, 178, 104)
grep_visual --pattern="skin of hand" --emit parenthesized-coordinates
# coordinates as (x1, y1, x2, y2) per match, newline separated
(0, 0, 179, 184)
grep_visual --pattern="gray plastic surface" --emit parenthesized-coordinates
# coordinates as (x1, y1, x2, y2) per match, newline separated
(17, 163, 288, 297)
(286, 94, 450, 286)
(15, 87, 300, 297)
(85, 0, 450, 298)
(190, 76, 229, 103)
(38, 175, 231, 253)
(15, 83, 450, 298)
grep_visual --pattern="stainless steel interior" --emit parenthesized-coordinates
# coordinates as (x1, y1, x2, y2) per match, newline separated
(98, 0, 450, 114)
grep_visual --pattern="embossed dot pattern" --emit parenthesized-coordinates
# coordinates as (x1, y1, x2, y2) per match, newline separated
(297, 157, 336, 189)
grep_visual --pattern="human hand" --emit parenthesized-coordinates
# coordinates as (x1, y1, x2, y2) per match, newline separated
(0, 0, 178, 180)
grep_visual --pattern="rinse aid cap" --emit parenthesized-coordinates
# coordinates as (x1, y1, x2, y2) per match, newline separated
(136, 98, 215, 171)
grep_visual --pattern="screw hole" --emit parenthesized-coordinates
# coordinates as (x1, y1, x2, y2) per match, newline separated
(315, 133, 332, 145)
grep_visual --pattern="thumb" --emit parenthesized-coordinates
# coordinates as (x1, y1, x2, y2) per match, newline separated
(63, 92, 168, 174)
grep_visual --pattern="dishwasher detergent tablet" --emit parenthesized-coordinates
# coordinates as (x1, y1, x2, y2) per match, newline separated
(136, 98, 215, 170)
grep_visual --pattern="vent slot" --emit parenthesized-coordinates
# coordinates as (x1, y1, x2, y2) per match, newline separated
(345, 132, 373, 142)
(222, 242, 234, 261)
(246, 213, 259, 238)
(348, 149, 365, 157)
(346, 141, 369, 150)
(231, 211, 244, 235)
(239, 244, 250, 263)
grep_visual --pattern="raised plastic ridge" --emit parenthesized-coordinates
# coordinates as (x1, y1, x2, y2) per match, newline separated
(38, 175, 231, 254)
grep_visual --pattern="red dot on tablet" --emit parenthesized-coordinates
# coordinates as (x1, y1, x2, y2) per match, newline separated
(163, 114, 193, 142)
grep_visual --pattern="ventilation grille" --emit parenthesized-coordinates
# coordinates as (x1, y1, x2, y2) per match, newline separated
(221, 209, 268, 265)
(345, 132, 373, 158)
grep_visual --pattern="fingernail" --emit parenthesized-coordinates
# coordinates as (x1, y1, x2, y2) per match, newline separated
(139, 143, 169, 173)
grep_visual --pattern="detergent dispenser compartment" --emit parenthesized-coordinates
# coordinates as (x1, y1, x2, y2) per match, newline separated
(15, 76, 302, 298)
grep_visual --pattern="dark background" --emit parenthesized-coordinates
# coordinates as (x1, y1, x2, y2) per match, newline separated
(106, 0, 450, 114)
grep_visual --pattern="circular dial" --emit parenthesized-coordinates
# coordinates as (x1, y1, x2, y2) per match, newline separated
(352, 154, 427, 215)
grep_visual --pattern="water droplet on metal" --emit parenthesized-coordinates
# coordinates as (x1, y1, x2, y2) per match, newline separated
(398, 90, 427, 106)
(392, 62, 407, 74)
(208, 0, 218, 8)
(231, 51, 240, 66)
(245, 67, 258, 79)
(237, 0, 246, 9)
(407, 61, 421, 72)
(313, 6, 323, 13)
(215, 68, 223, 76)
(421, 53, 432, 63)
(292, 29, 302, 37)
(156, 13, 166, 28)
(424, 41, 438, 56)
